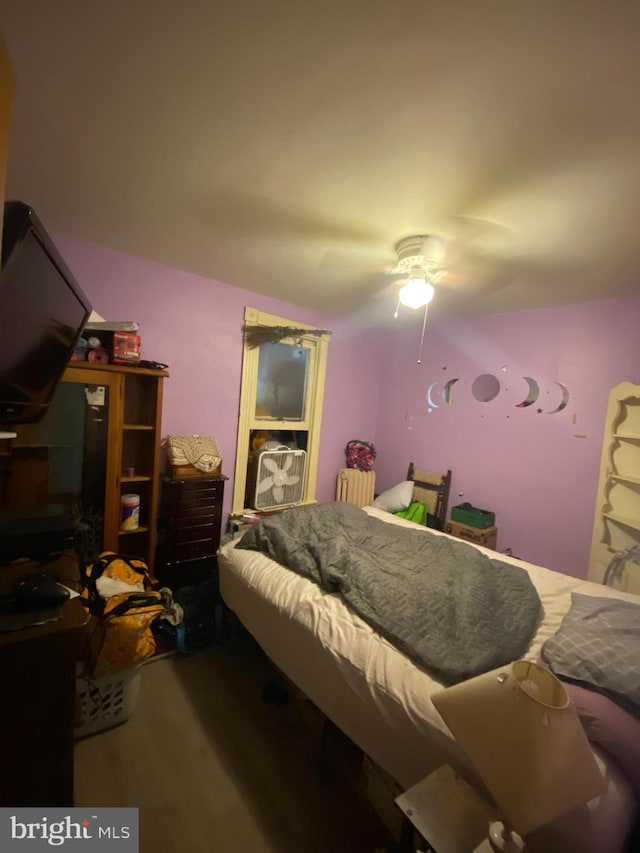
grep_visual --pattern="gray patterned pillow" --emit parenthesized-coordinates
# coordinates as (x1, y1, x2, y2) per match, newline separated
(542, 593, 640, 718)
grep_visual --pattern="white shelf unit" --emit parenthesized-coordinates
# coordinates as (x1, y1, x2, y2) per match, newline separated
(589, 381, 640, 593)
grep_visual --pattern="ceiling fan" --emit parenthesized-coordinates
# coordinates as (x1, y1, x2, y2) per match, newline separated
(386, 219, 513, 318)
(390, 234, 445, 317)
(374, 220, 513, 362)
(317, 216, 513, 323)
(384, 235, 442, 363)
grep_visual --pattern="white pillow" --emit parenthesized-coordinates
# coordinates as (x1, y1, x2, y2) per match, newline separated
(372, 480, 414, 513)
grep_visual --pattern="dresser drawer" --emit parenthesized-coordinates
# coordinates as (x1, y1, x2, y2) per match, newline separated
(174, 502, 222, 519)
(178, 493, 222, 513)
(175, 478, 224, 496)
(176, 521, 219, 545)
(174, 539, 218, 562)
(175, 508, 220, 528)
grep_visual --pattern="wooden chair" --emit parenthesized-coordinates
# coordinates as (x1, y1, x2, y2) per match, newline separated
(407, 463, 452, 531)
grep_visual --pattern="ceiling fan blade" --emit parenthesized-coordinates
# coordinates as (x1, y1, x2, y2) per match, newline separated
(430, 269, 465, 287)
(319, 245, 395, 277)
(433, 266, 512, 294)
(433, 216, 513, 265)
(388, 276, 408, 288)
(204, 189, 377, 243)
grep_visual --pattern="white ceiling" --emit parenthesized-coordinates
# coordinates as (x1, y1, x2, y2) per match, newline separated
(2, 0, 640, 324)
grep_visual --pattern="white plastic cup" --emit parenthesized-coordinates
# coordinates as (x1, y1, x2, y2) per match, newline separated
(120, 494, 140, 531)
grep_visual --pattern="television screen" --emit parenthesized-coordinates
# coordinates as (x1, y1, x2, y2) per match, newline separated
(0, 201, 92, 424)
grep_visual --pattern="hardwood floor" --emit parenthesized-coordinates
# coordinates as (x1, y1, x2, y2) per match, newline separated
(74, 631, 395, 853)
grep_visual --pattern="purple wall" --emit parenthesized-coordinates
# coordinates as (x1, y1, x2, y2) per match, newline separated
(374, 295, 640, 578)
(55, 235, 640, 579)
(55, 237, 383, 527)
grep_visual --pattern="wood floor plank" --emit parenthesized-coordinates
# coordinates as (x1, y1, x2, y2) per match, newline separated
(75, 634, 394, 853)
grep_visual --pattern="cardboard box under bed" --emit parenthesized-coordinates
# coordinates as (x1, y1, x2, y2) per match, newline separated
(444, 520, 497, 551)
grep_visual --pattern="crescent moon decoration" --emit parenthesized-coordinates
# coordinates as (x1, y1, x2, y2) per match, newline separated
(515, 376, 540, 408)
(426, 382, 439, 412)
(545, 382, 571, 414)
(442, 378, 460, 405)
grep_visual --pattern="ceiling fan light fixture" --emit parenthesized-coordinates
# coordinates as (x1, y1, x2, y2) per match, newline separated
(398, 274, 435, 309)
(392, 235, 447, 276)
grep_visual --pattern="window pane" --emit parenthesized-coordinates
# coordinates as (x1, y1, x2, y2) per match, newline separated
(256, 342, 308, 420)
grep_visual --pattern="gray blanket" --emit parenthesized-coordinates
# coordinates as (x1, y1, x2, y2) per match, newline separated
(236, 502, 541, 684)
(542, 593, 640, 718)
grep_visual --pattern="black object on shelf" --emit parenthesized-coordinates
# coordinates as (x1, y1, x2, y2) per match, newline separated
(138, 360, 169, 370)
(0, 514, 75, 564)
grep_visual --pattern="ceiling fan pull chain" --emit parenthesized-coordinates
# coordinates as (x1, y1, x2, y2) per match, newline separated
(417, 303, 429, 364)
(393, 297, 402, 319)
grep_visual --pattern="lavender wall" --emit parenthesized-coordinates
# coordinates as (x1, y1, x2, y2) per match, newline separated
(54, 235, 640, 580)
(374, 295, 640, 578)
(55, 237, 383, 526)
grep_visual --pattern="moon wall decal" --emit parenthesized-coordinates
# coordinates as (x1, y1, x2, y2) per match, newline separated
(426, 382, 439, 411)
(472, 373, 501, 402)
(442, 378, 460, 404)
(545, 382, 570, 414)
(515, 376, 540, 408)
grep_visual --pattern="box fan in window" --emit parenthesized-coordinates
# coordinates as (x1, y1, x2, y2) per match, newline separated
(248, 446, 306, 510)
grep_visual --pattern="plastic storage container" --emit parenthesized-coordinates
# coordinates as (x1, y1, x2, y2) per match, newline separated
(450, 502, 495, 529)
(120, 493, 140, 531)
(75, 666, 142, 738)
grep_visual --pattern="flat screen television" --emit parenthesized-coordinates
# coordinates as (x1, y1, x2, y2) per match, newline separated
(0, 201, 92, 426)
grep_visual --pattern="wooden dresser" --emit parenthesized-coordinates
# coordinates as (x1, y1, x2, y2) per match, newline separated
(156, 475, 227, 582)
(0, 553, 88, 806)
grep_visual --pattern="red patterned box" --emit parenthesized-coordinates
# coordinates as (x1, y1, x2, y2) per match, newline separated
(111, 331, 141, 364)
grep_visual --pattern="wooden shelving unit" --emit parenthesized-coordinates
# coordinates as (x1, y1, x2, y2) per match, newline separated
(63, 361, 168, 571)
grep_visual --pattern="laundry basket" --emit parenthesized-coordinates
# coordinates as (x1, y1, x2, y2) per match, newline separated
(75, 666, 142, 739)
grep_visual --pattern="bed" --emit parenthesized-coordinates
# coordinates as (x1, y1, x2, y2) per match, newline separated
(218, 502, 639, 853)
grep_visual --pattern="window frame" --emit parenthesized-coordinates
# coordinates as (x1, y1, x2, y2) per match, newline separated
(232, 306, 330, 515)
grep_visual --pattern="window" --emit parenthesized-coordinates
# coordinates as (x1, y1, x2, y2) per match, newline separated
(232, 307, 330, 515)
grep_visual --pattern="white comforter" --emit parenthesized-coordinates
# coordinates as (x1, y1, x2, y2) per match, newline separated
(218, 506, 639, 853)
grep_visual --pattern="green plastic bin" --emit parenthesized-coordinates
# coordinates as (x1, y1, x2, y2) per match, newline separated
(450, 502, 495, 529)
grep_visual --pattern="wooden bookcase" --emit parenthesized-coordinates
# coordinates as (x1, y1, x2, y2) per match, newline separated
(63, 361, 168, 571)
(0, 32, 13, 262)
